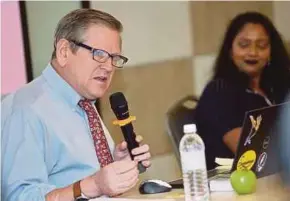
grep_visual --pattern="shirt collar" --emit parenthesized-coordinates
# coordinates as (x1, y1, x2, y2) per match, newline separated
(42, 63, 82, 108)
(245, 88, 274, 106)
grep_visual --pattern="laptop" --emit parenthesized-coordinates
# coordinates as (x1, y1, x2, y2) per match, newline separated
(169, 102, 289, 188)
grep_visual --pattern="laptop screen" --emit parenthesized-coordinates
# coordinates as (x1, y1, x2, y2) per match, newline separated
(232, 102, 290, 178)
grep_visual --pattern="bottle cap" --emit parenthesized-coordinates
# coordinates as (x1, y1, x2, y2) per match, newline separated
(183, 124, 197, 133)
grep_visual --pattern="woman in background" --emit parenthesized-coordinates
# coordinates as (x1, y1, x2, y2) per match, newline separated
(195, 11, 290, 170)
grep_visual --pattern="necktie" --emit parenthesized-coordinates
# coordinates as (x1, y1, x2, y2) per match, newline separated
(78, 99, 114, 167)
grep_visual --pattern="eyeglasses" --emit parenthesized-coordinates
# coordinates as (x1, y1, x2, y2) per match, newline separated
(70, 40, 128, 68)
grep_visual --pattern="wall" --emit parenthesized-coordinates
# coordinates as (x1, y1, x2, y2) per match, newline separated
(273, 1, 290, 53)
(91, 1, 193, 66)
(25, 1, 80, 78)
(192, 54, 216, 96)
(190, 1, 273, 55)
(273, 1, 290, 41)
(1, 1, 27, 95)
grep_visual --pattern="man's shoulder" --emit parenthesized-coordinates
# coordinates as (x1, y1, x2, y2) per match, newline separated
(2, 77, 47, 115)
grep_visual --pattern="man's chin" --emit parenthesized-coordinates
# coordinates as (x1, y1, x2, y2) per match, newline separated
(88, 84, 110, 99)
(92, 90, 107, 99)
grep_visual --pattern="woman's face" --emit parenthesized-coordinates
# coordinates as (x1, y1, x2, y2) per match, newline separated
(231, 23, 271, 78)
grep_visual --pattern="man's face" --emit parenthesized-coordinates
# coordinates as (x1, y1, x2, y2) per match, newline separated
(65, 25, 122, 99)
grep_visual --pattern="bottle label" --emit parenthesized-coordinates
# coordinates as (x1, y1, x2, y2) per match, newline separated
(181, 151, 206, 171)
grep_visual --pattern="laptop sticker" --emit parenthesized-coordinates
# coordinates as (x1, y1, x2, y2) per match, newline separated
(237, 150, 257, 171)
(256, 152, 267, 172)
(244, 115, 262, 146)
(262, 136, 270, 150)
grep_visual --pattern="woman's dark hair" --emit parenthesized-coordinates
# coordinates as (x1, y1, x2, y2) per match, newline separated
(213, 11, 290, 102)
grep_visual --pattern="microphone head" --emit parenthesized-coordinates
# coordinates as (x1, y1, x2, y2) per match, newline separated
(109, 92, 129, 120)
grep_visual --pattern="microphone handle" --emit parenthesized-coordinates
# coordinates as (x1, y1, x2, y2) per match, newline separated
(120, 123, 146, 173)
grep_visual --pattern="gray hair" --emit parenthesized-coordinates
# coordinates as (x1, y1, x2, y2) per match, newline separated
(51, 8, 123, 60)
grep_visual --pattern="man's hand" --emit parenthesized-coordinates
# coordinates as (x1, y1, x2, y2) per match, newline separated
(113, 135, 151, 168)
(92, 160, 139, 197)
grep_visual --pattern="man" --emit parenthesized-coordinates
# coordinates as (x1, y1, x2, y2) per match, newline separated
(1, 9, 151, 201)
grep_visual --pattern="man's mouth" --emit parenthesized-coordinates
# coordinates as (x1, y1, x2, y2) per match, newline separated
(244, 59, 259, 65)
(94, 76, 108, 82)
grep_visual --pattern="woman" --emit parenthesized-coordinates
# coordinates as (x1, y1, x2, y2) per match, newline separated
(195, 11, 290, 170)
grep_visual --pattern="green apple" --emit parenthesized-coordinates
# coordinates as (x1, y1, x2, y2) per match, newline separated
(230, 170, 257, 195)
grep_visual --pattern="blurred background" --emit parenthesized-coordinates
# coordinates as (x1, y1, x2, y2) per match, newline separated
(1, 1, 290, 181)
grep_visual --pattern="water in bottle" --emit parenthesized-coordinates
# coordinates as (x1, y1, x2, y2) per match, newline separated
(179, 124, 210, 201)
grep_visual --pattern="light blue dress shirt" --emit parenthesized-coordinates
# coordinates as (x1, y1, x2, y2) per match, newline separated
(1, 64, 115, 201)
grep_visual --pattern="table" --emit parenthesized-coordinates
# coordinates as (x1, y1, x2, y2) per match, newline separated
(115, 174, 289, 201)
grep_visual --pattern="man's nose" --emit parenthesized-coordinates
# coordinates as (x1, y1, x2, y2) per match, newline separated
(101, 57, 114, 71)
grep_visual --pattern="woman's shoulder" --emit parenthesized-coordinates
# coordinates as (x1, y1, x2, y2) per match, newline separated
(203, 78, 238, 94)
(196, 78, 241, 110)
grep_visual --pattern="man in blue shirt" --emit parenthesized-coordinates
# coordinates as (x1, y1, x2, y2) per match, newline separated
(279, 95, 290, 187)
(1, 9, 151, 201)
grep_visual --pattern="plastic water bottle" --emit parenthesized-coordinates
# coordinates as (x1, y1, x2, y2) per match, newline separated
(179, 124, 210, 201)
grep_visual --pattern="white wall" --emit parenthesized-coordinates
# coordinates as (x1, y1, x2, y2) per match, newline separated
(26, 1, 80, 77)
(192, 54, 216, 96)
(273, 1, 290, 41)
(91, 1, 193, 67)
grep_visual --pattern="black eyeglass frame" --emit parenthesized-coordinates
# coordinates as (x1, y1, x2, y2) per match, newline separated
(70, 40, 128, 68)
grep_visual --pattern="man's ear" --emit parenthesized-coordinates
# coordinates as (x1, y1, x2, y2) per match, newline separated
(55, 39, 71, 67)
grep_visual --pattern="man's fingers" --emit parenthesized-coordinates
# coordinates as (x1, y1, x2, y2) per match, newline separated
(121, 177, 139, 191)
(112, 176, 139, 197)
(101, 160, 138, 197)
(118, 167, 139, 187)
(135, 135, 143, 143)
(141, 160, 151, 168)
(116, 141, 127, 151)
(113, 160, 137, 174)
(134, 152, 151, 162)
(118, 170, 139, 189)
(131, 144, 149, 155)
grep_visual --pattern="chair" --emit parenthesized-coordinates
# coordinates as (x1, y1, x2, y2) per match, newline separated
(165, 95, 199, 164)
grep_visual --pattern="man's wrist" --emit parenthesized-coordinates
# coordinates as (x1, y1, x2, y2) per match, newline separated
(73, 180, 88, 201)
(80, 174, 102, 198)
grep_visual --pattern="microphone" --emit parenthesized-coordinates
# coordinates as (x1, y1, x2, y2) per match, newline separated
(109, 92, 146, 174)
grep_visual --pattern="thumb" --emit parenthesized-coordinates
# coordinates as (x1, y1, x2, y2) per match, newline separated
(116, 141, 127, 152)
